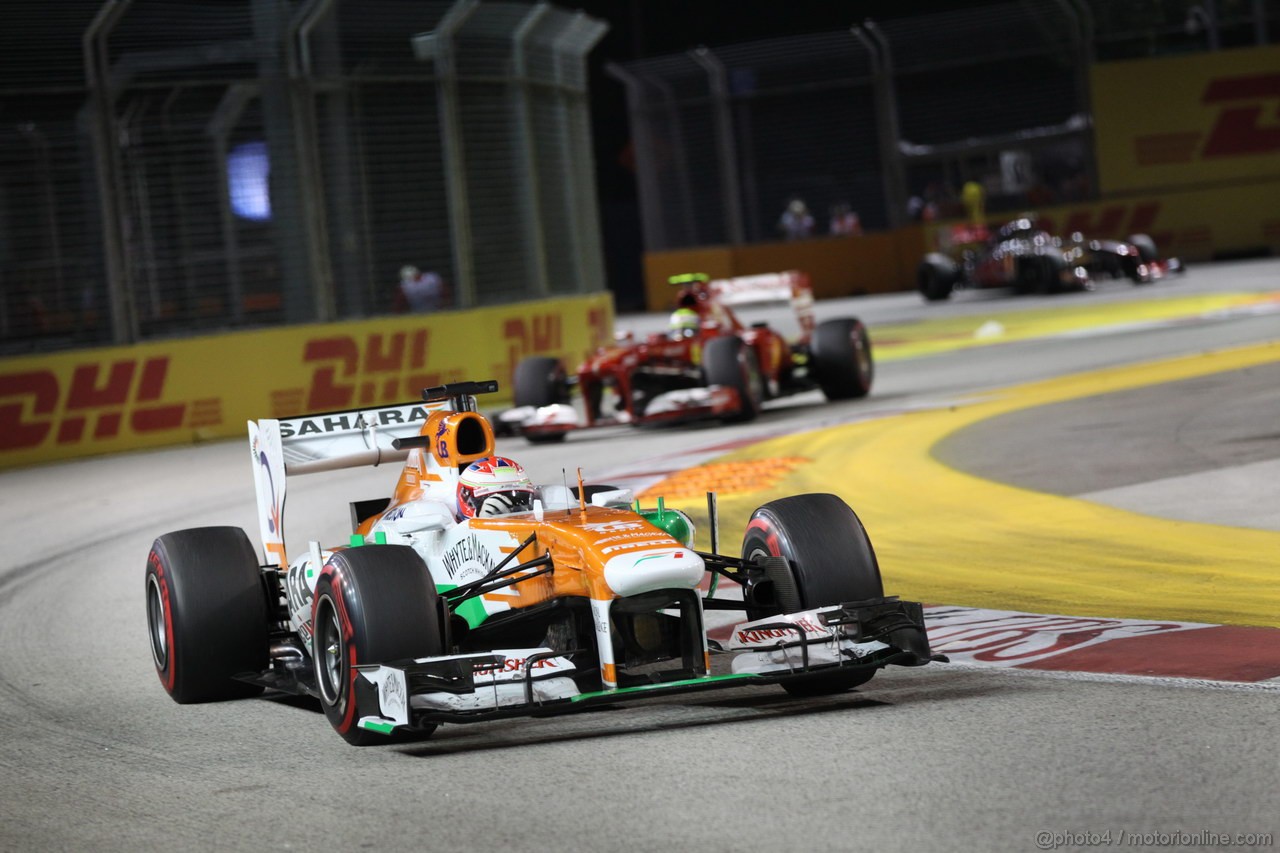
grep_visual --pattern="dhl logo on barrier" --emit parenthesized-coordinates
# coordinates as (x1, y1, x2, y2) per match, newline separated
(0, 292, 614, 467)
(1200, 72, 1280, 158)
(502, 314, 562, 379)
(284, 330, 451, 414)
(1135, 73, 1280, 166)
(0, 357, 216, 452)
(501, 304, 610, 376)
(272, 307, 609, 419)
(1093, 45, 1280, 195)
(1035, 201, 1165, 244)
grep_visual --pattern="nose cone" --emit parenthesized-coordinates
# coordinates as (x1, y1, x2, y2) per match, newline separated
(603, 548, 705, 598)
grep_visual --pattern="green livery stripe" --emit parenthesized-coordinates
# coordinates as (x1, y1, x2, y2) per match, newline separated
(435, 584, 489, 629)
(571, 673, 754, 702)
(358, 719, 396, 734)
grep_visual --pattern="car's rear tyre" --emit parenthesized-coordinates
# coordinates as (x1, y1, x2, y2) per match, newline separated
(513, 356, 571, 443)
(917, 253, 956, 301)
(1016, 255, 1050, 294)
(1126, 233, 1158, 264)
(741, 494, 884, 696)
(704, 335, 764, 423)
(810, 317, 873, 400)
(145, 527, 269, 703)
(513, 356, 569, 409)
(524, 430, 568, 445)
(313, 545, 444, 746)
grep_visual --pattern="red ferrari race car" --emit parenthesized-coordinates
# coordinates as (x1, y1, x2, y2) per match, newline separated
(500, 271, 873, 442)
(917, 216, 1183, 302)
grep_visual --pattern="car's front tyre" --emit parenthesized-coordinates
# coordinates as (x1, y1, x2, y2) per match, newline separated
(918, 253, 957, 301)
(312, 545, 444, 746)
(741, 494, 885, 696)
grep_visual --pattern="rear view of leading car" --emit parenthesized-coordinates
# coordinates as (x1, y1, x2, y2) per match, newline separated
(502, 271, 874, 442)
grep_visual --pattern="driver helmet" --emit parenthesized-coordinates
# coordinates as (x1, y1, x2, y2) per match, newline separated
(457, 456, 535, 519)
(668, 307, 700, 338)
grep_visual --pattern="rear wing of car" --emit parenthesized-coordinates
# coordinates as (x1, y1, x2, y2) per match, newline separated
(248, 400, 449, 567)
(247, 381, 499, 567)
(941, 223, 991, 249)
(708, 271, 815, 338)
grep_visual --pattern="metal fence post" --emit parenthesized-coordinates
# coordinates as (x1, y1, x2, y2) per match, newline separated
(418, 0, 479, 309)
(606, 63, 668, 251)
(1060, 0, 1101, 198)
(205, 84, 258, 326)
(82, 0, 136, 345)
(513, 3, 552, 297)
(555, 12, 608, 292)
(690, 46, 745, 246)
(858, 22, 907, 229)
(651, 76, 699, 247)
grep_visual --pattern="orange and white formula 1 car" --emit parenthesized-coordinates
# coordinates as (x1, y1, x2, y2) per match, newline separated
(145, 381, 942, 746)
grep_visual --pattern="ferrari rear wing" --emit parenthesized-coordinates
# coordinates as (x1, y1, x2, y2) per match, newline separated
(708, 271, 815, 337)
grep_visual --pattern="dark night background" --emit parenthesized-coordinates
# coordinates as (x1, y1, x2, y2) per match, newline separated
(1, 1, 1260, 318)
(573, 1, 1008, 308)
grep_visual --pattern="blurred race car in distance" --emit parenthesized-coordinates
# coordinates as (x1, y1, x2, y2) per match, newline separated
(501, 271, 873, 442)
(144, 380, 944, 746)
(918, 216, 1183, 302)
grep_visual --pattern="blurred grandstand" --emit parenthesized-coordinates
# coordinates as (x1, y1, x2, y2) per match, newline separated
(1, 0, 1275, 350)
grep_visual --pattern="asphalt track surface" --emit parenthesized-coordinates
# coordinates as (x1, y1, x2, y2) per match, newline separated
(1, 259, 1278, 851)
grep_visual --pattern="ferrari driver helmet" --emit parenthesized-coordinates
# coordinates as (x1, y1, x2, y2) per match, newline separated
(457, 456, 536, 518)
(668, 307, 700, 338)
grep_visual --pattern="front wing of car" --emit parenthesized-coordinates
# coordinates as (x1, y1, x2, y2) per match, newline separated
(498, 385, 744, 440)
(350, 597, 944, 736)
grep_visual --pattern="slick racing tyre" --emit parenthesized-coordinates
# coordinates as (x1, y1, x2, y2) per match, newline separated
(513, 356, 570, 444)
(917, 253, 957, 302)
(810, 317, 873, 401)
(513, 356, 570, 409)
(145, 527, 269, 703)
(704, 335, 764, 423)
(1015, 255, 1052, 294)
(741, 494, 885, 696)
(312, 545, 444, 746)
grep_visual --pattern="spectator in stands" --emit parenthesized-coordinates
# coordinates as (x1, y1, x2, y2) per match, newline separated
(395, 265, 446, 312)
(777, 198, 814, 241)
(829, 202, 863, 236)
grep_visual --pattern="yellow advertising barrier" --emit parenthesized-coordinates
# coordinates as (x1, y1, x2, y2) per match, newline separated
(1093, 44, 1280, 194)
(0, 293, 614, 469)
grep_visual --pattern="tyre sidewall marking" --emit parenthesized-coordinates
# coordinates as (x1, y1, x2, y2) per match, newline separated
(147, 549, 177, 692)
(315, 568, 359, 734)
(745, 516, 782, 558)
(852, 322, 871, 391)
